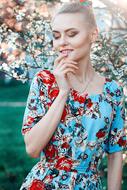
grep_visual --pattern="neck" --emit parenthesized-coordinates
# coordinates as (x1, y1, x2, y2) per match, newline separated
(68, 55, 95, 83)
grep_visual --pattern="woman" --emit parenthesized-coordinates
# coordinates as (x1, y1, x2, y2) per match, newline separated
(20, 1, 126, 190)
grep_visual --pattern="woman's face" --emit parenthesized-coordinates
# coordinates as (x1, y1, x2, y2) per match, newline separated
(51, 13, 95, 62)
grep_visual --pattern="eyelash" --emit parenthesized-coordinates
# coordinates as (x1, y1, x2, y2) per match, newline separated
(53, 33, 77, 39)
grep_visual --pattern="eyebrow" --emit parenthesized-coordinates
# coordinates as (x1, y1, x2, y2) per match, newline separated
(52, 28, 77, 33)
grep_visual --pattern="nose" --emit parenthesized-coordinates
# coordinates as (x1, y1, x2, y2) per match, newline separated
(59, 35, 68, 46)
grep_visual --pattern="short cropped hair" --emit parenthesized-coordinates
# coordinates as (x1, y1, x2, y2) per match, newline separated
(52, 1, 97, 29)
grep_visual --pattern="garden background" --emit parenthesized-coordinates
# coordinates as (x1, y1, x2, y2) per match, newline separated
(0, 0, 127, 189)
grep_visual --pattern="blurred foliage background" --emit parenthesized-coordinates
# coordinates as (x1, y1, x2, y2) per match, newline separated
(0, 0, 127, 189)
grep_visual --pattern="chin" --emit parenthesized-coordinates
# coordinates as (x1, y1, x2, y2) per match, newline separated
(67, 54, 79, 61)
(71, 56, 83, 62)
(71, 52, 85, 60)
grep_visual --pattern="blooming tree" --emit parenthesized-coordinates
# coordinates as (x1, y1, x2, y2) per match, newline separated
(0, 0, 54, 82)
(0, 0, 127, 86)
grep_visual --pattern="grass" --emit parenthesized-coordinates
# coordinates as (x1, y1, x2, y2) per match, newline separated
(0, 79, 126, 190)
(0, 80, 37, 190)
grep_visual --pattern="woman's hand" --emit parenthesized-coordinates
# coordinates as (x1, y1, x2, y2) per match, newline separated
(53, 54, 78, 93)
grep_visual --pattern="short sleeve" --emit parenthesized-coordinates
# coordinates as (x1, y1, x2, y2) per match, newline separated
(105, 82, 127, 154)
(21, 72, 46, 136)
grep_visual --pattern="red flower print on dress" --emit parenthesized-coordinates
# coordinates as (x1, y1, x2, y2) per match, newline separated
(78, 96, 87, 104)
(22, 127, 31, 135)
(46, 102, 52, 109)
(61, 142, 70, 149)
(44, 144, 58, 162)
(96, 130, 106, 138)
(37, 70, 55, 85)
(26, 116, 35, 126)
(105, 78, 112, 82)
(40, 90, 44, 97)
(118, 137, 126, 147)
(49, 87, 59, 99)
(86, 98, 93, 108)
(29, 179, 45, 190)
(71, 90, 88, 104)
(55, 156, 73, 172)
(61, 106, 69, 122)
(43, 174, 54, 183)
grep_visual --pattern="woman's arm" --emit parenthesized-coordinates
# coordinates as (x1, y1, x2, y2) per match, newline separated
(23, 54, 79, 158)
(107, 151, 123, 190)
(24, 90, 69, 158)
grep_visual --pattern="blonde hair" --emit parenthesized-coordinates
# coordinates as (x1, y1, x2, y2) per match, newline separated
(52, 1, 97, 28)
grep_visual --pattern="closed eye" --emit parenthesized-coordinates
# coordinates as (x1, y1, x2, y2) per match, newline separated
(68, 32, 78, 37)
(52, 35, 60, 40)
(52, 32, 78, 40)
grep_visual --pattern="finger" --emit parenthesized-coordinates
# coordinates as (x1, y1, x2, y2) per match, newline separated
(63, 68, 76, 75)
(54, 54, 68, 68)
(60, 60, 78, 66)
(61, 63, 79, 70)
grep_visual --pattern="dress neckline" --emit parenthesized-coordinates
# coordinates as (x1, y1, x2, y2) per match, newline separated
(69, 77, 110, 99)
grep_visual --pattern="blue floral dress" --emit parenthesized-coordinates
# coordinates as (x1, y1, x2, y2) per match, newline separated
(20, 69, 126, 190)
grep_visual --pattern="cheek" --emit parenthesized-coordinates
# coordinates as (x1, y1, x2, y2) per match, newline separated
(70, 36, 91, 60)
(74, 36, 91, 49)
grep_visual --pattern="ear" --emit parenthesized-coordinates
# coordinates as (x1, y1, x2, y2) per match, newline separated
(90, 28, 99, 43)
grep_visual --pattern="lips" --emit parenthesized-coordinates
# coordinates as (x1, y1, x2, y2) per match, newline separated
(60, 49, 73, 55)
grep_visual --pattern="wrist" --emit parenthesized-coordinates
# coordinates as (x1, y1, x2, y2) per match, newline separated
(59, 89, 70, 97)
